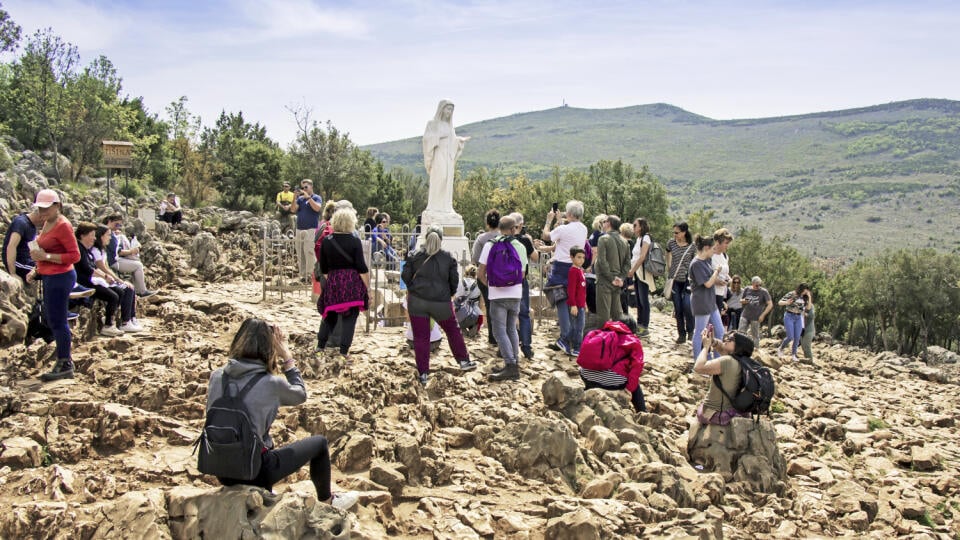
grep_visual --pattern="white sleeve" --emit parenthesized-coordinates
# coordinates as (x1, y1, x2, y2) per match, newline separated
(478, 242, 492, 265)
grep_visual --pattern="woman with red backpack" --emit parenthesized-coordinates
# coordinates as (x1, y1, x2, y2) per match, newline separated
(577, 320, 646, 412)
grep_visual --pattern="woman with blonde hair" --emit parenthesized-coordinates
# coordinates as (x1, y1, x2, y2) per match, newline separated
(315, 208, 369, 361)
(204, 318, 359, 510)
(402, 225, 476, 385)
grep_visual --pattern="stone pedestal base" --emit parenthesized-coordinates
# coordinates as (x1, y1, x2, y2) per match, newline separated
(418, 209, 471, 264)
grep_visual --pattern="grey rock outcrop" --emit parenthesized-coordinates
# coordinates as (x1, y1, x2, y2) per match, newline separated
(687, 417, 787, 495)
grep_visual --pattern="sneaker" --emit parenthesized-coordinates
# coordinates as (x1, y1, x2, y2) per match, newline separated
(457, 358, 477, 371)
(675, 335, 686, 344)
(637, 326, 650, 338)
(100, 325, 123, 337)
(792, 355, 799, 363)
(418, 372, 429, 385)
(329, 491, 360, 511)
(67, 312, 79, 321)
(554, 339, 571, 355)
(488, 363, 519, 382)
(69, 285, 96, 299)
(120, 320, 144, 333)
(137, 290, 158, 298)
(571, 349, 581, 357)
(777, 348, 784, 360)
(521, 346, 534, 360)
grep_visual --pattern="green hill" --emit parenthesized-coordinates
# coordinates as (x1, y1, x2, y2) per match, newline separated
(366, 99, 960, 260)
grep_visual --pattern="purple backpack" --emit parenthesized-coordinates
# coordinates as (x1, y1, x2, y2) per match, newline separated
(486, 237, 524, 287)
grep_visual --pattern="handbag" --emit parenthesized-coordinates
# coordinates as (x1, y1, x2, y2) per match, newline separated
(664, 244, 694, 301)
(543, 284, 568, 306)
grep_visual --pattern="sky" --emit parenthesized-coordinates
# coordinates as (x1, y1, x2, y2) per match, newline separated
(5, 0, 960, 146)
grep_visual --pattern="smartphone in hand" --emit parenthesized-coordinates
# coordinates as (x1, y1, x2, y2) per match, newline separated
(552, 202, 559, 213)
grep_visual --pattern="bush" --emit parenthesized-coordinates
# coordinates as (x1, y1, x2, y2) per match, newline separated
(118, 180, 143, 199)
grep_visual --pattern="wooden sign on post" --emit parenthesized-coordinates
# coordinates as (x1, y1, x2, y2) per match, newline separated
(102, 141, 134, 169)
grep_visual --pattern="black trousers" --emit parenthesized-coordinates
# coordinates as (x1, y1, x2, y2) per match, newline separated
(317, 307, 359, 354)
(218, 435, 332, 500)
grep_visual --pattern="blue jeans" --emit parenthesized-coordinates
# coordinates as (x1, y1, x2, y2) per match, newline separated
(490, 298, 521, 364)
(781, 311, 804, 356)
(671, 279, 694, 339)
(42, 269, 76, 360)
(566, 306, 586, 351)
(693, 309, 725, 360)
(634, 279, 650, 328)
(547, 261, 573, 345)
(519, 279, 531, 352)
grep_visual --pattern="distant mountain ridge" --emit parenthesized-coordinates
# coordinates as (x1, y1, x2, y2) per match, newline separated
(366, 99, 960, 259)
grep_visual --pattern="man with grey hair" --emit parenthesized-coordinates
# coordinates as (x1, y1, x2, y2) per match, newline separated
(508, 212, 538, 358)
(595, 215, 631, 324)
(738, 276, 773, 347)
(536, 200, 587, 354)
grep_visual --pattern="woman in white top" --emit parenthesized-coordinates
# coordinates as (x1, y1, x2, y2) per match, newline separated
(536, 200, 588, 354)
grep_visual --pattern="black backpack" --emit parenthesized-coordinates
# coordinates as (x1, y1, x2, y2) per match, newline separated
(713, 355, 775, 418)
(196, 372, 268, 480)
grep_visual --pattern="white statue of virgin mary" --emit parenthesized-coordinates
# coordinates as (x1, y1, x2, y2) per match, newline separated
(422, 100, 470, 214)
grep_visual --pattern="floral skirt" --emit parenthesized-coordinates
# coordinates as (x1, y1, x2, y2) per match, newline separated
(317, 268, 368, 317)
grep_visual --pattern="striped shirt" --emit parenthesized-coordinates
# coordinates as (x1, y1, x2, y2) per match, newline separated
(667, 239, 696, 282)
(578, 367, 627, 387)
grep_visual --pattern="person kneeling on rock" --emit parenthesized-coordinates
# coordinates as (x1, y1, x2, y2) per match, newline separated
(692, 328, 753, 425)
(202, 318, 359, 511)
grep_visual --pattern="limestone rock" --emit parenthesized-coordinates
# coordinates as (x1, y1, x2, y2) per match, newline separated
(166, 485, 350, 539)
(331, 433, 374, 472)
(0, 436, 42, 468)
(475, 417, 578, 483)
(369, 461, 405, 497)
(910, 445, 941, 471)
(90, 489, 168, 539)
(924, 345, 959, 365)
(542, 371, 584, 411)
(188, 232, 222, 278)
(687, 418, 786, 495)
(585, 425, 620, 458)
(544, 508, 601, 540)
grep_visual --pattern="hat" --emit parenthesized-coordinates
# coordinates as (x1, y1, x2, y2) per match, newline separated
(33, 189, 60, 208)
(751, 276, 763, 285)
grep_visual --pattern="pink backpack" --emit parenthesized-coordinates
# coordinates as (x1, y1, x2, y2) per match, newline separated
(577, 320, 644, 372)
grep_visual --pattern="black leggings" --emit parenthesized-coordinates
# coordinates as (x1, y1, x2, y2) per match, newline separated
(317, 307, 359, 354)
(218, 435, 332, 500)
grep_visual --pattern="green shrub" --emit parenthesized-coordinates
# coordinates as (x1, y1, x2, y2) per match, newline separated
(769, 401, 786, 414)
(867, 417, 889, 431)
(0, 146, 12, 171)
(118, 180, 143, 199)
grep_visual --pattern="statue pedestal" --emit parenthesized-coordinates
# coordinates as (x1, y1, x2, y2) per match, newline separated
(420, 209, 471, 264)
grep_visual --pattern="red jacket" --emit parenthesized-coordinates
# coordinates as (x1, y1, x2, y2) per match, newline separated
(566, 265, 586, 308)
(36, 216, 80, 275)
(578, 321, 645, 392)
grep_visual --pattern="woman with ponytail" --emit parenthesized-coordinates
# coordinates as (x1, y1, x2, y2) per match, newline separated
(403, 225, 476, 385)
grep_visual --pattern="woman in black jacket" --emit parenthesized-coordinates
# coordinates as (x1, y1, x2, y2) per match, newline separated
(402, 225, 476, 385)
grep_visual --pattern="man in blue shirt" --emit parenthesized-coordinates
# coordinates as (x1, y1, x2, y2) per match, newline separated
(290, 179, 323, 282)
(3, 208, 43, 281)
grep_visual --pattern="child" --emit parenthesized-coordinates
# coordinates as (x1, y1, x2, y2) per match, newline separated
(566, 246, 588, 355)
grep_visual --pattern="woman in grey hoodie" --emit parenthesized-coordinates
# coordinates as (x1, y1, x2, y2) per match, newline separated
(206, 318, 358, 510)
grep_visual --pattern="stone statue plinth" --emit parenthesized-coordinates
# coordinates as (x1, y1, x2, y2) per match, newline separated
(417, 209, 471, 264)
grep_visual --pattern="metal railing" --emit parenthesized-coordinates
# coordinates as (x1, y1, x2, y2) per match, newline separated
(261, 224, 558, 334)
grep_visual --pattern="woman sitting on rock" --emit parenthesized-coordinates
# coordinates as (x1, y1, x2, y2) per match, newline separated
(402, 225, 476, 385)
(315, 208, 369, 362)
(74, 222, 141, 336)
(693, 328, 753, 425)
(206, 318, 359, 510)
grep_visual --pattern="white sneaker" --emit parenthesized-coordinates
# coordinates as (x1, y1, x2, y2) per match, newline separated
(100, 325, 123, 337)
(120, 320, 144, 333)
(330, 491, 359, 511)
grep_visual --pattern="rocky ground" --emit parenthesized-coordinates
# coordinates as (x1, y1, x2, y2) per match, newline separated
(0, 269, 957, 538)
(0, 144, 958, 538)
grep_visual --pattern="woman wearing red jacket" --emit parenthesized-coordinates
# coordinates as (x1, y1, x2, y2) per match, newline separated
(577, 320, 646, 412)
(26, 190, 80, 381)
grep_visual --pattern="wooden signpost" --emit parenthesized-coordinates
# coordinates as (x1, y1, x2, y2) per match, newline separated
(101, 140, 133, 205)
